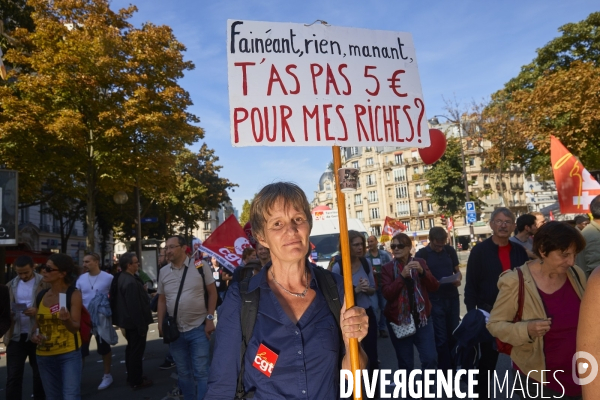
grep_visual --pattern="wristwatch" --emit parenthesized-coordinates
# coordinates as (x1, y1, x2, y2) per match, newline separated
(206, 314, 215, 321)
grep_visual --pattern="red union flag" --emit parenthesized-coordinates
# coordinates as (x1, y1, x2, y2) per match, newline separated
(551, 136, 600, 213)
(199, 215, 251, 273)
(380, 216, 407, 242)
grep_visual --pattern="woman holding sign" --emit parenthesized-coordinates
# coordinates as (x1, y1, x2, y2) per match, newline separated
(31, 254, 83, 400)
(207, 182, 369, 399)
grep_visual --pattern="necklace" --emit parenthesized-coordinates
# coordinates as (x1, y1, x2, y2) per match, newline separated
(270, 267, 309, 298)
(88, 273, 100, 291)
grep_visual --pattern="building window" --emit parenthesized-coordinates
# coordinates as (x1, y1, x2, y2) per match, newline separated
(395, 154, 404, 164)
(413, 166, 419, 174)
(411, 150, 419, 159)
(427, 202, 433, 212)
(19, 207, 29, 224)
(396, 202, 410, 216)
(370, 208, 380, 219)
(386, 172, 391, 181)
(395, 186, 408, 199)
(350, 147, 359, 155)
(325, 183, 331, 190)
(393, 168, 406, 182)
(371, 225, 381, 236)
(417, 201, 423, 213)
(368, 191, 378, 202)
(357, 177, 361, 188)
(419, 219, 426, 230)
(366, 157, 374, 166)
(356, 210, 363, 220)
(204, 222, 210, 230)
(390, 204, 393, 213)
(469, 157, 475, 166)
(415, 184, 422, 196)
(366, 174, 376, 186)
(471, 175, 478, 186)
(429, 218, 435, 228)
(352, 161, 359, 169)
(365, 146, 372, 152)
(403, 221, 411, 231)
(354, 194, 362, 205)
(326, 193, 332, 199)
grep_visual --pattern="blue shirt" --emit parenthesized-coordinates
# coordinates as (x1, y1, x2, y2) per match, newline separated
(206, 263, 345, 400)
(416, 245, 459, 299)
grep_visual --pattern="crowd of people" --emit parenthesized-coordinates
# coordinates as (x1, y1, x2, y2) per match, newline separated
(0, 185, 599, 400)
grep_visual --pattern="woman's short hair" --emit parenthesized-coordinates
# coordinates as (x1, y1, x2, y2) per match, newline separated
(391, 232, 412, 247)
(342, 230, 366, 252)
(48, 253, 78, 285)
(242, 247, 256, 261)
(532, 221, 586, 259)
(249, 182, 312, 240)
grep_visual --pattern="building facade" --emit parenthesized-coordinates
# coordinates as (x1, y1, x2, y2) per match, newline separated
(312, 121, 544, 244)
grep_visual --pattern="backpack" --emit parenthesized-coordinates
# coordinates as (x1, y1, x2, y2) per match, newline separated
(36, 286, 92, 349)
(328, 255, 371, 276)
(234, 265, 342, 399)
(196, 262, 223, 309)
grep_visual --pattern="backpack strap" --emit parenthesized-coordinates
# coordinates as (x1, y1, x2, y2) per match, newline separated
(235, 275, 259, 399)
(569, 266, 584, 294)
(359, 257, 371, 276)
(35, 288, 50, 308)
(312, 267, 342, 327)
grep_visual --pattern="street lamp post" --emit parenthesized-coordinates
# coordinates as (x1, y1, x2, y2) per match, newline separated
(428, 115, 476, 243)
(113, 189, 143, 269)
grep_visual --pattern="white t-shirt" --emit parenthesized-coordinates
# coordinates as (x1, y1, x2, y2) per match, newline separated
(76, 271, 114, 309)
(16, 278, 35, 334)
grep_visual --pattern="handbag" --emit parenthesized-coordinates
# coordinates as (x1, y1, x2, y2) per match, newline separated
(389, 260, 417, 339)
(389, 314, 417, 339)
(496, 267, 524, 355)
(162, 264, 189, 344)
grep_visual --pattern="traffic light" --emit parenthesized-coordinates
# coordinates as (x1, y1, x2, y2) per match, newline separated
(440, 214, 447, 226)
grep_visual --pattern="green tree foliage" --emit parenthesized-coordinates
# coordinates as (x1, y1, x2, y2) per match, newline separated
(239, 200, 251, 226)
(0, 0, 203, 250)
(423, 138, 467, 217)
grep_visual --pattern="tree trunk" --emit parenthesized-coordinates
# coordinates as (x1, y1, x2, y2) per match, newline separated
(134, 182, 143, 270)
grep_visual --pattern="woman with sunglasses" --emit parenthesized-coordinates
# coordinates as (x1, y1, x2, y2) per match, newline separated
(31, 254, 82, 399)
(329, 230, 379, 378)
(382, 232, 439, 393)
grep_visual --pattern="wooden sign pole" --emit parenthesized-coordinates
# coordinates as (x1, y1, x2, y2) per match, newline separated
(332, 145, 361, 400)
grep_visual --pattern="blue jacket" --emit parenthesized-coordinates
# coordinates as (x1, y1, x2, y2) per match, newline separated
(87, 292, 118, 345)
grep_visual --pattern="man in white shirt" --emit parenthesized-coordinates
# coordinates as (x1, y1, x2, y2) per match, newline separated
(4, 256, 47, 400)
(76, 253, 114, 390)
(157, 235, 217, 400)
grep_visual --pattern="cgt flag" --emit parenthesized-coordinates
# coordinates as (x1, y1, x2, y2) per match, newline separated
(551, 136, 600, 213)
(198, 215, 252, 273)
(380, 216, 407, 243)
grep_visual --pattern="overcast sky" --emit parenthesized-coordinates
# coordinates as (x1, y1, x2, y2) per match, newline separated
(110, 0, 598, 212)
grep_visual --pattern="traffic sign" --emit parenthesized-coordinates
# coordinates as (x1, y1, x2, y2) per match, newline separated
(141, 217, 158, 223)
(465, 201, 475, 211)
(465, 201, 476, 224)
(466, 215, 477, 224)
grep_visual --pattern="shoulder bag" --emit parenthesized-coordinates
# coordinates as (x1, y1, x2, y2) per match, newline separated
(162, 265, 188, 344)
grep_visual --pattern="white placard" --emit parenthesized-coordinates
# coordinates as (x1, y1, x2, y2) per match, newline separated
(59, 293, 67, 310)
(227, 20, 431, 147)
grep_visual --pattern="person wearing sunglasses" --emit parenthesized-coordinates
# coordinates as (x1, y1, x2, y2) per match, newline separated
(31, 254, 83, 399)
(381, 232, 439, 396)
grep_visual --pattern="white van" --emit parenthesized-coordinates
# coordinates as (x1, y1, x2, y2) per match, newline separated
(309, 210, 369, 269)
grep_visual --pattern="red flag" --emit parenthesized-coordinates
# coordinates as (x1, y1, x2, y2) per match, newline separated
(549, 211, 555, 221)
(551, 136, 600, 213)
(199, 215, 251, 273)
(243, 221, 258, 248)
(380, 216, 407, 242)
(447, 216, 454, 231)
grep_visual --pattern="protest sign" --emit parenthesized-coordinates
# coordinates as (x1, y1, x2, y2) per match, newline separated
(227, 20, 430, 147)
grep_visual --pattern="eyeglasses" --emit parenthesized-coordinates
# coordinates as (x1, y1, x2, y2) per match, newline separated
(492, 220, 513, 227)
(166, 245, 182, 250)
(390, 244, 407, 250)
(42, 265, 59, 273)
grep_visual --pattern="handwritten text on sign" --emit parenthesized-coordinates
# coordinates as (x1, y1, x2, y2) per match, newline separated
(227, 20, 430, 147)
